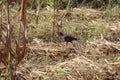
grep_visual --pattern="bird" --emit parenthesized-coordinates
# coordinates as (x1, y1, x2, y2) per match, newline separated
(57, 32, 78, 46)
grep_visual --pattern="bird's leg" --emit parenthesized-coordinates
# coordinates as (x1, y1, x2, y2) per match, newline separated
(66, 42, 68, 46)
(66, 42, 69, 48)
(71, 42, 75, 47)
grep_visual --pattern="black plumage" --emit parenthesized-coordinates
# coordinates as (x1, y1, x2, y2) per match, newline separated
(64, 35, 78, 42)
(58, 32, 78, 45)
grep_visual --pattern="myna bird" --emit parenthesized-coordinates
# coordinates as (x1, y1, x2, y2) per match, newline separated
(58, 32, 78, 46)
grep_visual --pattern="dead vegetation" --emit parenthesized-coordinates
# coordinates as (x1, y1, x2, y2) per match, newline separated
(0, 1, 120, 80)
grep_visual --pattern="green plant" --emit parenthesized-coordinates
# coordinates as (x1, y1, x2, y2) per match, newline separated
(43, 73, 50, 80)
(47, 0, 53, 8)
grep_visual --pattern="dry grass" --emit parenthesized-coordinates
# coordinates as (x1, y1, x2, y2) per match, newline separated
(0, 6, 120, 80)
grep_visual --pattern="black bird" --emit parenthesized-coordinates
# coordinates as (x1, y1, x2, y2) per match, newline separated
(58, 32, 78, 46)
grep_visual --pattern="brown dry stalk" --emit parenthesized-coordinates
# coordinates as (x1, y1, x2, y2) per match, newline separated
(52, 0, 62, 38)
(6, 0, 14, 79)
(36, 0, 40, 24)
(0, 44, 15, 66)
(52, 0, 56, 38)
(15, 40, 26, 66)
(0, 0, 28, 68)
(15, 0, 27, 66)
(0, 1, 2, 42)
